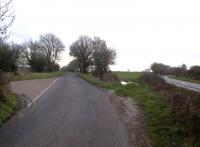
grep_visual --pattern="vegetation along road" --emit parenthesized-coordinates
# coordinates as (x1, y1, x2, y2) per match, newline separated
(0, 73, 130, 147)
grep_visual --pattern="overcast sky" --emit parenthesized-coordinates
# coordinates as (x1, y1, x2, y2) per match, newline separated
(10, 0, 200, 71)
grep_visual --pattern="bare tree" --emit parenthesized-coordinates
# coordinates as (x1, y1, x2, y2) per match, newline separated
(94, 45, 116, 80)
(69, 36, 96, 73)
(92, 37, 116, 80)
(24, 40, 47, 72)
(39, 33, 65, 71)
(0, 0, 15, 41)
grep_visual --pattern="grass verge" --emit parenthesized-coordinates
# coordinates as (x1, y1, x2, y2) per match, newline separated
(80, 74, 120, 90)
(9, 71, 65, 81)
(0, 94, 20, 126)
(79, 72, 199, 147)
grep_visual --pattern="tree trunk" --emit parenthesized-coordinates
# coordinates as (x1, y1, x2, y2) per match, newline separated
(80, 61, 88, 73)
(99, 70, 104, 80)
(80, 62, 84, 73)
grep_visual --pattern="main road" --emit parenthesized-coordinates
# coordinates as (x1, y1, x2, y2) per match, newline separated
(163, 76, 200, 92)
(0, 73, 130, 147)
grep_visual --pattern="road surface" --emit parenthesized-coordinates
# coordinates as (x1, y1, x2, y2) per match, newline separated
(0, 73, 129, 147)
(163, 76, 200, 92)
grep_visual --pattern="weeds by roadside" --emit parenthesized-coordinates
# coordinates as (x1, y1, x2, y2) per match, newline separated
(0, 71, 20, 126)
(0, 94, 20, 126)
(139, 72, 200, 146)
(0, 72, 10, 102)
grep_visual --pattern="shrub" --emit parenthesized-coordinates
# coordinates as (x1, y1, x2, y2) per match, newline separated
(138, 72, 168, 91)
(60, 66, 68, 72)
(50, 62, 60, 71)
(167, 89, 200, 143)
(139, 71, 200, 146)
(64, 59, 79, 72)
(102, 72, 119, 82)
(0, 71, 10, 102)
(188, 66, 200, 80)
(150, 62, 171, 75)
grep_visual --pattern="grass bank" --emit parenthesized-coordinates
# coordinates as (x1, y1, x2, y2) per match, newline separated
(9, 71, 65, 81)
(79, 72, 199, 147)
(169, 75, 200, 84)
(0, 94, 20, 126)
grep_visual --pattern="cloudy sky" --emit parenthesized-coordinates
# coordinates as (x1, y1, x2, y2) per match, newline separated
(10, 0, 200, 71)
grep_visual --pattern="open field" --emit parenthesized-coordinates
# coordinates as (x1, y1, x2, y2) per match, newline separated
(80, 72, 199, 147)
(9, 71, 65, 81)
(169, 75, 200, 84)
(114, 71, 141, 81)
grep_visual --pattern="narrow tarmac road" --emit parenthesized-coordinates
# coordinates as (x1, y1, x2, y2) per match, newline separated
(0, 73, 129, 147)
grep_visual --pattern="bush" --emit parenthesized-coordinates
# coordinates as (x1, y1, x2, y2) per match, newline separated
(151, 62, 171, 75)
(65, 59, 79, 72)
(0, 71, 10, 102)
(50, 63, 60, 71)
(189, 66, 200, 80)
(166, 89, 200, 143)
(0, 43, 17, 72)
(60, 66, 68, 72)
(102, 72, 119, 82)
(44, 62, 60, 72)
(138, 72, 168, 91)
(30, 55, 47, 72)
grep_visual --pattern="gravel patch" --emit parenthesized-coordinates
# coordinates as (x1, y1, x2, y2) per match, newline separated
(11, 78, 56, 101)
(103, 89, 152, 147)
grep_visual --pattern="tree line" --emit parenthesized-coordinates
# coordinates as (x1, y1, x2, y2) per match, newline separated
(0, 34, 116, 78)
(0, 0, 66, 73)
(0, 33, 65, 73)
(151, 62, 200, 80)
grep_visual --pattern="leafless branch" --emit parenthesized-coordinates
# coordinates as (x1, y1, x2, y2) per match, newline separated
(0, 0, 15, 41)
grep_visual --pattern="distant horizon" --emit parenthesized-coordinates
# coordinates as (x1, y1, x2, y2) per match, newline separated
(10, 0, 200, 71)
(60, 60, 196, 72)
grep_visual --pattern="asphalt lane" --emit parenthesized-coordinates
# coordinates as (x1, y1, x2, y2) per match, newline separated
(163, 76, 200, 92)
(0, 73, 129, 147)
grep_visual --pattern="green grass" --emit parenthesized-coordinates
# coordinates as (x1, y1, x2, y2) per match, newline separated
(80, 74, 120, 90)
(114, 71, 141, 81)
(9, 71, 65, 81)
(0, 94, 20, 126)
(169, 75, 200, 84)
(79, 73, 192, 147)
